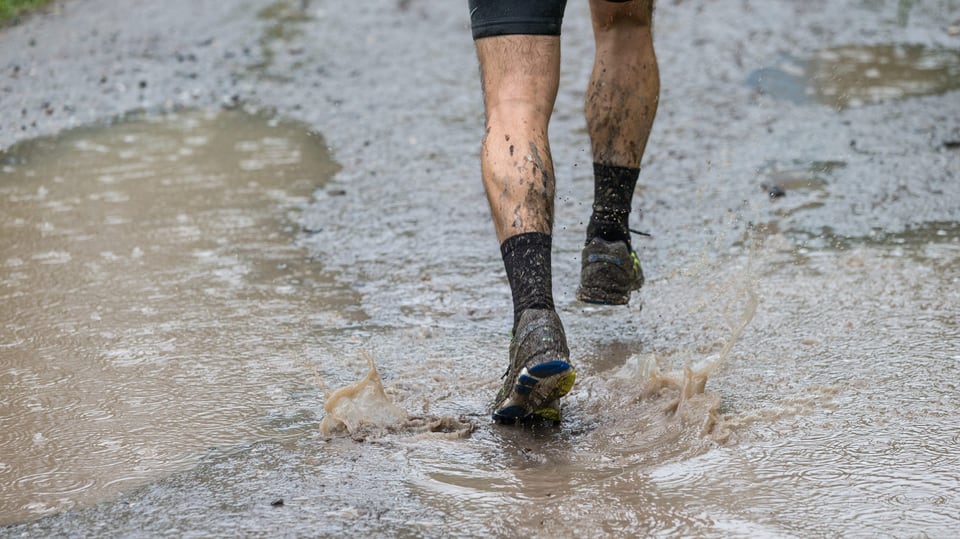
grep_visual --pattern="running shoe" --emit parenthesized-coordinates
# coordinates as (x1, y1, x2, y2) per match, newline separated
(576, 237, 644, 305)
(492, 309, 576, 423)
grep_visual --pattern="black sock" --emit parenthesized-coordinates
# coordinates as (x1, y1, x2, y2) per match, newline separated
(586, 163, 640, 245)
(500, 232, 555, 333)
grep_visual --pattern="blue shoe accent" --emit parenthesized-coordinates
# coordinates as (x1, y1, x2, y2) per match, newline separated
(587, 253, 622, 265)
(518, 374, 539, 386)
(514, 384, 532, 395)
(528, 360, 571, 378)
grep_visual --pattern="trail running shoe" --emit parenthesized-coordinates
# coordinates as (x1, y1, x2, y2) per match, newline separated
(576, 237, 644, 305)
(492, 309, 576, 423)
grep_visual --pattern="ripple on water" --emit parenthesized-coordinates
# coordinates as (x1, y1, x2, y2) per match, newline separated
(13, 471, 97, 498)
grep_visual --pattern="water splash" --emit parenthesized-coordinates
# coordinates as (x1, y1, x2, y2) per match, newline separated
(319, 350, 475, 440)
(610, 284, 759, 439)
(319, 350, 408, 435)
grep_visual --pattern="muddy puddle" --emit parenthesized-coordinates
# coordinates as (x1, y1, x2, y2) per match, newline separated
(0, 108, 361, 525)
(747, 43, 960, 108)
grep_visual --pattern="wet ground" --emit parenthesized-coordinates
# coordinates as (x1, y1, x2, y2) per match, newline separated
(2, 0, 959, 536)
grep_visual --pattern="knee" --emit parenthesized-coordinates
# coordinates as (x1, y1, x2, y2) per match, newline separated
(592, 0, 654, 33)
(484, 98, 553, 130)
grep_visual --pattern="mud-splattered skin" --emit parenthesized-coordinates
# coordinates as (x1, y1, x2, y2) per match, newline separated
(484, 133, 556, 238)
(586, 65, 659, 166)
(476, 35, 560, 242)
(521, 141, 556, 227)
(586, 1, 659, 168)
(481, 135, 556, 241)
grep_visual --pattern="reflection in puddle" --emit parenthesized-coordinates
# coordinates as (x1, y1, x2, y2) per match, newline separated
(747, 44, 960, 108)
(0, 109, 360, 525)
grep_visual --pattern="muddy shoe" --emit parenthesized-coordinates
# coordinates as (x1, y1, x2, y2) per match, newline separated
(492, 309, 576, 423)
(576, 237, 644, 305)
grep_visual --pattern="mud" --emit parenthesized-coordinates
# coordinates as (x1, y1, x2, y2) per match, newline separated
(2, 0, 960, 536)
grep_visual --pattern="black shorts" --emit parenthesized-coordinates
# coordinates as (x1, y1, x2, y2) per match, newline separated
(468, 0, 633, 40)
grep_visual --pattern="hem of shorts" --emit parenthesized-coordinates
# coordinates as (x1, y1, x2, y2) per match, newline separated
(472, 19, 563, 40)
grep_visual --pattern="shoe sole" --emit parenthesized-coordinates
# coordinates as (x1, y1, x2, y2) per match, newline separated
(492, 360, 576, 423)
(576, 286, 631, 305)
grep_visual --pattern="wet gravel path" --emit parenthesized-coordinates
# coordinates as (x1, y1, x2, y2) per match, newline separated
(2, 0, 959, 535)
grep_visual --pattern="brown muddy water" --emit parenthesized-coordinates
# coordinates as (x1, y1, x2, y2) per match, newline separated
(0, 109, 360, 525)
(2, 107, 959, 536)
(747, 43, 960, 108)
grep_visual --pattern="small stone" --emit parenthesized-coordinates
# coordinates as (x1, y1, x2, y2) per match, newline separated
(761, 184, 786, 199)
